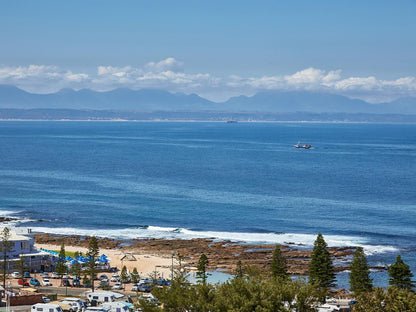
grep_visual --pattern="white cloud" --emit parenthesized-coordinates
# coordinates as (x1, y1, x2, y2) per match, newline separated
(144, 57, 184, 73)
(0, 58, 416, 103)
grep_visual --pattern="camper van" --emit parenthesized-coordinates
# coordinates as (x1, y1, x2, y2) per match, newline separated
(60, 298, 85, 311)
(87, 292, 116, 303)
(32, 304, 63, 312)
(100, 302, 129, 312)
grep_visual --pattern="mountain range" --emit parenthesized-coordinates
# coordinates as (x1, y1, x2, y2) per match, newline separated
(1, 85, 416, 114)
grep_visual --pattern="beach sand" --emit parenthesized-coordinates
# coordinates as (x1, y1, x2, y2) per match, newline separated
(35, 243, 177, 279)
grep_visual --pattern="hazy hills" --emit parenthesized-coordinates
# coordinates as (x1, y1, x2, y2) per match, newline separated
(0, 85, 416, 119)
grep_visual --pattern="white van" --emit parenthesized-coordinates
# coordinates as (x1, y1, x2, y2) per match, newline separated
(60, 298, 84, 311)
(87, 292, 116, 303)
(100, 302, 129, 312)
(32, 303, 63, 312)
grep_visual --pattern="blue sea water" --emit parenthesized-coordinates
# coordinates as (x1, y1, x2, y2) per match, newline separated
(0, 121, 415, 288)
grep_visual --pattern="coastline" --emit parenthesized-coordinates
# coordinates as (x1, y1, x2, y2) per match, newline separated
(34, 233, 363, 276)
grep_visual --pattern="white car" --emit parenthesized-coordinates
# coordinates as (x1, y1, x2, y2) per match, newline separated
(111, 282, 123, 290)
(42, 278, 52, 286)
(110, 275, 120, 282)
(11, 272, 21, 278)
(42, 296, 51, 303)
(50, 272, 59, 279)
(41, 272, 49, 278)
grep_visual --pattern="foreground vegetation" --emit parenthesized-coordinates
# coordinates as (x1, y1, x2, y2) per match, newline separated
(136, 233, 415, 312)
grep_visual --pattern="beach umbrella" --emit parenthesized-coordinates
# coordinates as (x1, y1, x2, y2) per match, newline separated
(65, 256, 73, 261)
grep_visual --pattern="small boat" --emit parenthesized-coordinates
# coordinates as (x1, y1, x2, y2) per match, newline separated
(227, 120, 238, 123)
(293, 141, 312, 149)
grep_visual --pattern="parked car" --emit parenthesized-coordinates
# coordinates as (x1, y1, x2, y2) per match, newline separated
(18, 279, 29, 286)
(111, 282, 123, 290)
(30, 278, 40, 286)
(42, 296, 51, 303)
(131, 283, 151, 292)
(50, 272, 59, 279)
(41, 272, 49, 278)
(23, 271, 31, 278)
(99, 274, 108, 281)
(72, 278, 81, 287)
(61, 279, 72, 287)
(110, 275, 120, 282)
(11, 272, 21, 279)
(42, 278, 52, 286)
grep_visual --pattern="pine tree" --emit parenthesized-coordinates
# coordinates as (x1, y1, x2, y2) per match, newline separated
(55, 242, 67, 278)
(86, 236, 99, 291)
(196, 253, 209, 284)
(131, 267, 139, 284)
(235, 260, 244, 279)
(349, 247, 373, 294)
(270, 245, 288, 279)
(121, 265, 129, 283)
(0, 227, 12, 290)
(388, 254, 415, 290)
(308, 233, 335, 290)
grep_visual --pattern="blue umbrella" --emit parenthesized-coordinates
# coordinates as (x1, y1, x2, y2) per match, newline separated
(65, 256, 73, 261)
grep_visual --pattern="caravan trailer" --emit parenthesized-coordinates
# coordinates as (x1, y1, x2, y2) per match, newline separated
(32, 304, 63, 312)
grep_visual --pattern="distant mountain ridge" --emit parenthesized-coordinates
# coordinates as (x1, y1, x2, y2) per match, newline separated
(0, 85, 416, 114)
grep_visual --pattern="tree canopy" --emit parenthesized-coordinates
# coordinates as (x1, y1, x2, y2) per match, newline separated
(349, 247, 373, 295)
(388, 254, 415, 290)
(271, 245, 288, 279)
(308, 233, 335, 290)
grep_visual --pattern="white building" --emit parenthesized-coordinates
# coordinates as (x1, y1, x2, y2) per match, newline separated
(0, 228, 52, 272)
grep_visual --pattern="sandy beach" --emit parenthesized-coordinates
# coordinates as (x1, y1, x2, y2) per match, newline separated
(35, 243, 178, 279)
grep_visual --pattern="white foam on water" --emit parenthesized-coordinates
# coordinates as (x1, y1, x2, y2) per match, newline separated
(22, 225, 399, 255)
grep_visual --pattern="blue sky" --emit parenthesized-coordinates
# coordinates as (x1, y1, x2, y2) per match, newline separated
(1, 0, 415, 102)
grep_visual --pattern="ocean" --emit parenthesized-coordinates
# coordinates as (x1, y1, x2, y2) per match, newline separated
(0, 121, 415, 288)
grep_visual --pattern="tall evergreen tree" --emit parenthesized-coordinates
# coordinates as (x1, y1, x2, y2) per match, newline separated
(349, 247, 373, 294)
(388, 254, 415, 290)
(196, 253, 209, 284)
(120, 265, 129, 283)
(55, 241, 67, 278)
(235, 260, 244, 279)
(270, 245, 288, 279)
(86, 236, 99, 291)
(0, 227, 12, 290)
(308, 233, 335, 290)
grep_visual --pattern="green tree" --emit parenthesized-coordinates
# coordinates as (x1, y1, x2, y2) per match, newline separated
(16, 254, 28, 283)
(349, 247, 373, 295)
(271, 245, 288, 279)
(235, 260, 244, 279)
(131, 267, 139, 284)
(55, 242, 67, 278)
(153, 269, 193, 312)
(86, 236, 99, 291)
(308, 233, 335, 291)
(0, 227, 12, 290)
(196, 253, 209, 284)
(353, 287, 416, 312)
(70, 251, 82, 279)
(388, 254, 415, 290)
(120, 265, 129, 283)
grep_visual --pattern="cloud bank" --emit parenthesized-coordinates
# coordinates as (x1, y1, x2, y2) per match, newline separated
(1, 58, 416, 103)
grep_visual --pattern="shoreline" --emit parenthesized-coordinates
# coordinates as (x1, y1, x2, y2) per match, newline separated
(34, 233, 365, 276)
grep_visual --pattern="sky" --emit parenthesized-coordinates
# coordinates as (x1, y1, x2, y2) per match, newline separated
(1, 0, 415, 103)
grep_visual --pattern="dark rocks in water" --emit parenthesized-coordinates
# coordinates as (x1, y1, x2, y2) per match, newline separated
(0, 217, 16, 223)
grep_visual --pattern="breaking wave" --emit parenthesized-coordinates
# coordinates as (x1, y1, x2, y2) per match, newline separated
(18, 224, 399, 255)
